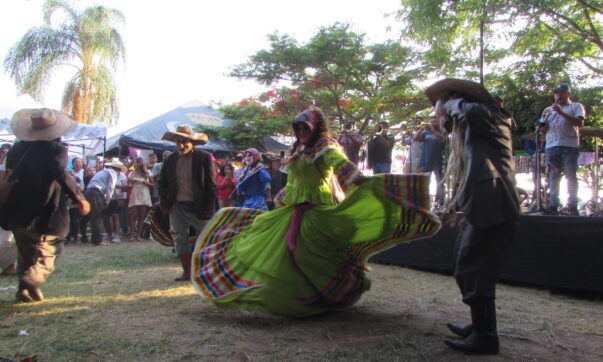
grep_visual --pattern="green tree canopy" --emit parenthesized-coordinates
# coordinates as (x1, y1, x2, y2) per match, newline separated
(397, 0, 603, 151)
(398, 0, 602, 77)
(230, 23, 429, 134)
(4, 0, 126, 125)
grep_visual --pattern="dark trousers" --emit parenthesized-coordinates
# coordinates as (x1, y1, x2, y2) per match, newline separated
(67, 207, 80, 240)
(13, 229, 62, 288)
(85, 188, 106, 245)
(454, 220, 516, 306)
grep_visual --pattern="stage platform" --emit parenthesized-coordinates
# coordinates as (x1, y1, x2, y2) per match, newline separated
(371, 214, 603, 294)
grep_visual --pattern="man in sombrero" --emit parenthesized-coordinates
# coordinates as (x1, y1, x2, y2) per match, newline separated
(0, 108, 91, 302)
(158, 125, 217, 281)
(425, 79, 520, 354)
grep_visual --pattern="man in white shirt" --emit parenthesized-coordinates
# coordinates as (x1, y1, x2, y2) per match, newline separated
(84, 160, 127, 245)
(540, 83, 585, 215)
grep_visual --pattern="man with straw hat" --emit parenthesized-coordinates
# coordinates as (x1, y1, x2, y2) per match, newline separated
(0, 108, 91, 303)
(84, 157, 127, 245)
(425, 79, 520, 355)
(159, 125, 217, 281)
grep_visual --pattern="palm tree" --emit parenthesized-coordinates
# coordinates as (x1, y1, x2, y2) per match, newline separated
(4, 0, 125, 125)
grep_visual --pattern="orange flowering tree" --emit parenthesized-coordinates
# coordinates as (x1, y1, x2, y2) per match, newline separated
(213, 88, 311, 149)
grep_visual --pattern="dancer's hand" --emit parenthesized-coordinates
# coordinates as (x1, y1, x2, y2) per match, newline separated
(79, 199, 91, 215)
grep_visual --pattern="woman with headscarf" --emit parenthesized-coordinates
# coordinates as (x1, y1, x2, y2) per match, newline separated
(191, 109, 440, 317)
(236, 148, 271, 211)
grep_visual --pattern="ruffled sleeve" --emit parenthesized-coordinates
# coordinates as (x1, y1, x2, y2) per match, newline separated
(322, 147, 360, 186)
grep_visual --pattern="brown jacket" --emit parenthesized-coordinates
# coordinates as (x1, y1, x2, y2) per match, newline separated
(158, 148, 217, 220)
(0, 140, 82, 237)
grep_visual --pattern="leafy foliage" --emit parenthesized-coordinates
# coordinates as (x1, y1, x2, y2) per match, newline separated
(230, 23, 429, 135)
(397, 0, 603, 150)
(211, 88, 307, 149)
(398, 0, 602, 76)
(4, 0, 125, 125)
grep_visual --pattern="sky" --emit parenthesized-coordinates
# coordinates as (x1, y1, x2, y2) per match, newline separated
(0, 0, 402, 135)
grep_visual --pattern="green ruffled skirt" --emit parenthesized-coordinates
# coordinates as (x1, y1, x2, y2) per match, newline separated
(191, 174, 440, 317)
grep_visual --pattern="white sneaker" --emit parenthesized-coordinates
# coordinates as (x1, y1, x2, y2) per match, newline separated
(111, 236, 121, 243)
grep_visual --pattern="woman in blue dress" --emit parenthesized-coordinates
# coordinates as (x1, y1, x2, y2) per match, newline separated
(236, 148, 271, 211)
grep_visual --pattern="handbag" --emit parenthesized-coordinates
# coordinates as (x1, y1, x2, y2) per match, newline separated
(0, 146, 32, 205)
(313, 163, 345, 204)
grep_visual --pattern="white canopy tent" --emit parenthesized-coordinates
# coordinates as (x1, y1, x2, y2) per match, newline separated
(0, 96, 107, 158)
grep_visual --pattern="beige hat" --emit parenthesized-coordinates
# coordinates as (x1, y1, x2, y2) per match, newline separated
(104, 159, 127, 173)
(11, 108, 76, 141)
(161, 125, 208, 145)
(424, 78, 496, 106)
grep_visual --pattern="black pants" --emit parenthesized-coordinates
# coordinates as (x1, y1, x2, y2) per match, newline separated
(85, 188, 106, 245)
(67, 207, 80, 240)
(454, 220, 516, 306)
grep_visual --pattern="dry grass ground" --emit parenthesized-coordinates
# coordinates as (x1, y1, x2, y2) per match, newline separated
(0, 241, 602, 361)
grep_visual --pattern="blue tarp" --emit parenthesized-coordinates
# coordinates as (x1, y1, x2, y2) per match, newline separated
(106, 100, 289, 156)
(106, 100, 235, 152)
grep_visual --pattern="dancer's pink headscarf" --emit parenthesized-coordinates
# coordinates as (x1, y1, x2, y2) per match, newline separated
(292, 110, 321, 133)
(244, 148, 261, 163)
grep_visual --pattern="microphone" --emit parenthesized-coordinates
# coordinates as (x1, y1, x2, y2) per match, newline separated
(536, 118, 546, 128)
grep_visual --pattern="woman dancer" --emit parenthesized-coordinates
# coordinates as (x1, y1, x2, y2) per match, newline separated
(128, 157, 152, 240)
(191, 109, 440, 317)
(236, 148, 271, 211)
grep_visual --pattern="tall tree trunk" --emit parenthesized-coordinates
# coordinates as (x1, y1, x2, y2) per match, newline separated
(72, 88, 83, 123)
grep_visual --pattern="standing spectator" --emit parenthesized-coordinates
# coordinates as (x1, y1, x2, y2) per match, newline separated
(217, 163, 236, 208)
(236, 148, 272, 211)
(540, 83, 585, 215)
(115, 168, 129, 239)
(79, 167, 97, 243)
(403, 121, 424, 173)
(85, 160, 127, 245)
(102, 160, 128, 243)
(66, 157, 85, 243)
(367, 121, 395, 174)
(269, 157, 287, 197)
(0, 108, 90, 302)
(149, 152, 162, 204)
(147, 153, 158, 171)
(414, 117, 447, 208)
(337, 121, 364, 164)
(128, 157, 153, 241)
(159, 126, 217, 281)
(426, 79, 520, 355)
(151, 150, 171, 198)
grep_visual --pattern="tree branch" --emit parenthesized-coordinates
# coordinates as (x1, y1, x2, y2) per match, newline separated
(576, 56, 603, 75)
(581, 6, 603, 50)
(542, 6, 594, 41)
(576, 0, 603, 15)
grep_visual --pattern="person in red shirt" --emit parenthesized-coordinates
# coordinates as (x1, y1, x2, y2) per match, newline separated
(217, 163, 236, 208)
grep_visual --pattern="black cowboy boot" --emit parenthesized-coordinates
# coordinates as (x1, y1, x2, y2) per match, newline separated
(446, 322, 473, 338)
(444, 300, 499, 354)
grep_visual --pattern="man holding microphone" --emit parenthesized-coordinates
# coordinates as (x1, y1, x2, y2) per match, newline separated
(539, 83, 585, 215)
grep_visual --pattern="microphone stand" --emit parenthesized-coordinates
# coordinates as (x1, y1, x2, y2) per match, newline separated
(526, 123, 546, 214)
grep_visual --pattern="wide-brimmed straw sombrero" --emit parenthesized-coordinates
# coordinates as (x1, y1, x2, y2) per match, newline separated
(104, 158, 128, 173)
(161, 125, 208, 145)
(11, 108, 76, 141)
(424, 78, 496, 106)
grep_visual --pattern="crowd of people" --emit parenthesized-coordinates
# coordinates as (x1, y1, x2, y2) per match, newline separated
(0, 79, 588, 356)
